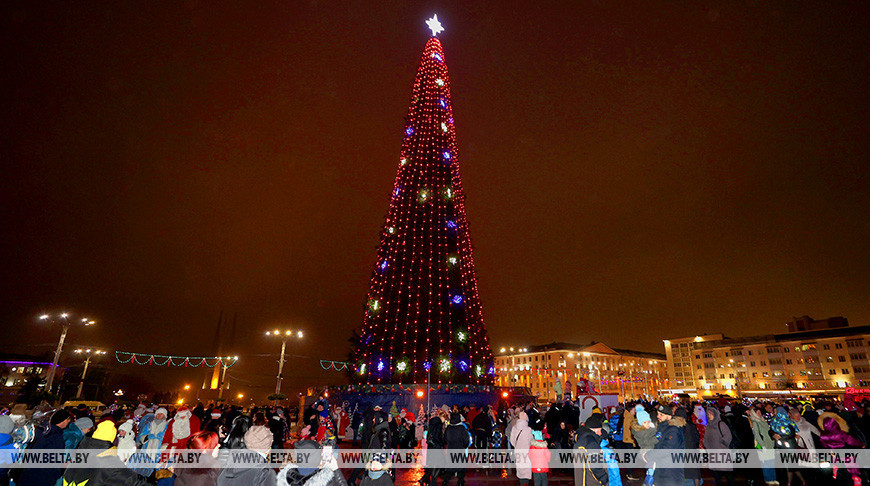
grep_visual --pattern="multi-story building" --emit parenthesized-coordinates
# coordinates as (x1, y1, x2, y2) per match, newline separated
(494, 342, 668, 401)
(662, 334, 725, 395)
(664, 316, 869, 398)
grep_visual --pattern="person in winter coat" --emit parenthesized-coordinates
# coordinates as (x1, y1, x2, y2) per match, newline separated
(64, 416, 93, 450)
(529, 429, 550, 486)
(218, 415, 277, 486)
(509, 411, 533, 485)
(443, 413, 472, 486)
(62, 420, 152, 486)
(788, 407, 820, 451)
(471, 406, 493, 449)
(675, 407, 701, 486)
(420, 409, 446, 486)
(174, 430, 221, 486)
(245, 412, 275, 456)
(277, 440, 348, 486)
(572, 414, 610, 486)
(117, 419, 138, 463)
(703, 407, 733, 485)
(18, 409, 71, 486)
(747, 407, 776, 485)
(818, 412, 863, 485)
(648, 405, 685, 486)
(769, 406, 806, 486)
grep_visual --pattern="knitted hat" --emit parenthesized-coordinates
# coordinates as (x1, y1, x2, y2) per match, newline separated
(636, 406, 651, 425)
(92, 421, 117, 443)
(74, 417, 94, 431)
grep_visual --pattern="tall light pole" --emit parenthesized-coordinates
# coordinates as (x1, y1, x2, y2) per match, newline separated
(265, 329, 303, 395)
(217, 356, 238, 399)
(40, 313, 95, 394)
(73, 348, 106, 399)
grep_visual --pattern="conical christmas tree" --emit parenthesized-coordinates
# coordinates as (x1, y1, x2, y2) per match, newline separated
(353, 19, 494, 385)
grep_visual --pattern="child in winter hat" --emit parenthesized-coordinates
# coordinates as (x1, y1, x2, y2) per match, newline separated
(635, 405, 652, 427)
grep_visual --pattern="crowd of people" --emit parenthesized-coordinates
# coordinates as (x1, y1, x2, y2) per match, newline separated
(0, 395, 868, 486)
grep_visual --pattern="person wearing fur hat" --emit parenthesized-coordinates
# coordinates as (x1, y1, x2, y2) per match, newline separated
(135, 407, 170, 477)
(117, 419, 137, 463)
(62, 420, 152, 486)
(164, 406, 202, 451)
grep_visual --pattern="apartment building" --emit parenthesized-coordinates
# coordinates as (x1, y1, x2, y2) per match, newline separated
(494, 341, 668, 401)
(664, 316, 868, 398)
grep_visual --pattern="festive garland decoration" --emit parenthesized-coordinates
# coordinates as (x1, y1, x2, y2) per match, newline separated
(115, 351, 238, 368)
(320, 360, 351, 371)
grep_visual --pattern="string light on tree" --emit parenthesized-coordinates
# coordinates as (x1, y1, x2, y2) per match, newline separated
(351, 16, 494, 385)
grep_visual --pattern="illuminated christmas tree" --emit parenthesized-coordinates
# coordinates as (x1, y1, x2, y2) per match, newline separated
(353, 16, 494, 385)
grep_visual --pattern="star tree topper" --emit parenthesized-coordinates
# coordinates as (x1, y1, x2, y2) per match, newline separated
(426, 14, 444, 37)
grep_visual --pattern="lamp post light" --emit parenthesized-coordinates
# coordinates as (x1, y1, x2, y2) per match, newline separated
(265, 330, 303, 395)
(217, 356, 238, 400)
(40, 313, 95, 394)
(73, 349, 106, 399)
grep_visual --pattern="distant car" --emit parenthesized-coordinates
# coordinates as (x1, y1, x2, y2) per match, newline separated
(62, 400, 107, 417)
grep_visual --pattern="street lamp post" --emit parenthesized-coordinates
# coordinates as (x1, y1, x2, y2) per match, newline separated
(266, 330, 303, 396)
(73, 349, 106, 399)
(40, 313, 95, 394)
(217, 357, 238, 399)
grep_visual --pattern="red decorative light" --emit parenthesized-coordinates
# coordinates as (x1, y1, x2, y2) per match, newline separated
(352, 36, 493, 385)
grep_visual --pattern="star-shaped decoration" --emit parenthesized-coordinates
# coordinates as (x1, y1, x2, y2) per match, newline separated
(426, 14, 444, 37)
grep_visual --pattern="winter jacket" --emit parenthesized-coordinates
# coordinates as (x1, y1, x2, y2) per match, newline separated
(217, 449, 277, 486)
(509, 418, 532, 479)
(529, 438, 550, 473)
(703, 408, 732, 471)
(18, 424, 66, 486)
(748, 411, 774, 449)
(444, 422, 472, 473)
(651, 415, 686, 486)
(675, 408, 701, 480)
(819, 414, 863, 449)
(277, 463, 348, 486)
(62, 436, 153, 486)
(629, 422, 657, 450)
(621, 411, 635, 446)
(572, 427, 608, 486)
(607, 413, 623, 442)
(63, 423, 84, 450)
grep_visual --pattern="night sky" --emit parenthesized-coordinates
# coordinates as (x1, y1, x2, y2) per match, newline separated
(2, 2, 868, 399)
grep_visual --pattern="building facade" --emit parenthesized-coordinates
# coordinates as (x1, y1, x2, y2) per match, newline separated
(664, 316, 869, 398)
(494, 342, 668, 401)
